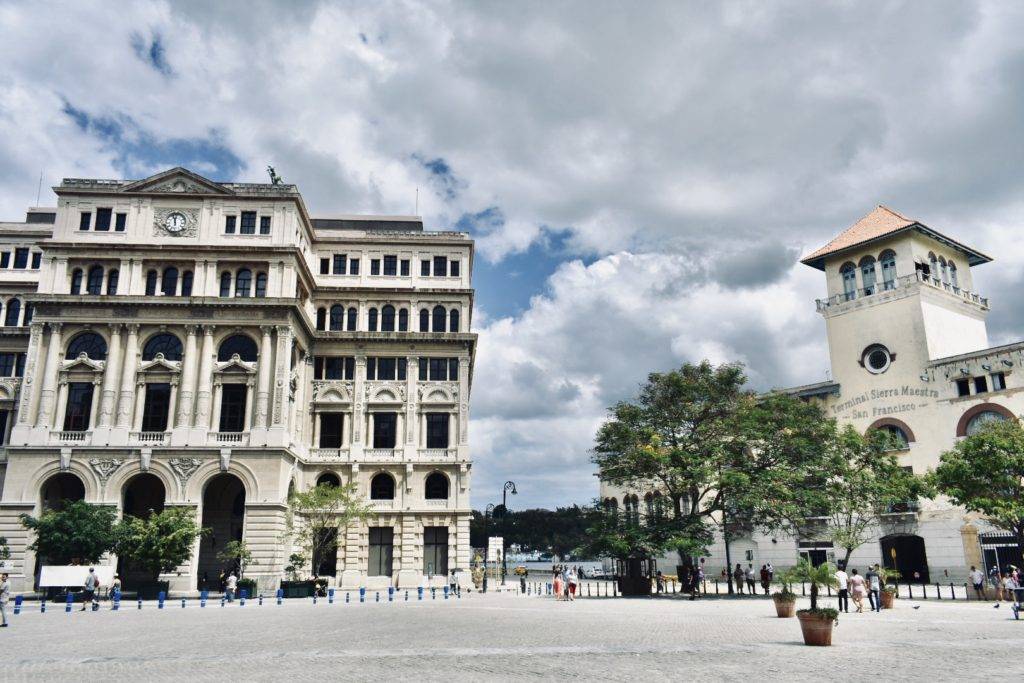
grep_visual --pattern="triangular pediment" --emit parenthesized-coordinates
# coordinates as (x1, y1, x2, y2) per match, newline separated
(121, 167, 234, 196)
(215, 356, 256, 374)
(61, 354, 104, 372)
(139, 356, 181, 374)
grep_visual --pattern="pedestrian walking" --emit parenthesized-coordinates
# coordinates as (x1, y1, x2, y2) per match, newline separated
(835, 565, 849, 613)
(655, 570, 664, 594)
(969, 565, 985, 600)
(567, 567, 578, 601)
(0, 573, 10, 627)
(866, 564, 882, 612)
(733, 564, 745, 594)
(225, 572, 238, 602)
(745, 563, 756, 594)
(990, 565, 1003, 601)
(1002, 568, 1018, 601)
(553, 569, 564, 601)
(849, 569, 866, 613)
(81, 567, 98, 611)
(109, 574, 122, 599)
(765, 561, 774, 583)
(759, 564, 771, 595)
(696, 561, 705, 595)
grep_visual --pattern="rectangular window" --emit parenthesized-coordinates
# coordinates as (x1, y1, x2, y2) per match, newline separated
(31, 252, 41, 269)
(16, 353, 26, 377)
(974, 376, 989, 394)
(115, 213, 127, 231)
(95, 208, 112, 231)
(956, 378, 971, 397)
(63, 382, 94, 431)
(992, 371, 1007, 391)
(79, 212, 91, 231)
(426, 413, 450, 448)
(420, 259, 430, 277)
(324, 357, 344, 380)
(368, 527, 394, 577)
(141, 383, 171, 432)
(219, 384, 248, 432)
(225, 215, 237, 234)
(0, 353, 15, 377)
(378, 358, 397, 380)
(423, 527, 449, 575)
(400, 259, 410, 276)
(429, 358, 447, 381)
(240, 211, 257, 235)
(450, 259, 460, 277)
(0, 409, 7, 446)
(349, 257, 360, 275)
(373, 412, 397, 449)
(433, 256, 447, 277)
(448, 358, 459, 381)
(366, 357, 375, 380)
(419, 357, 428, 381)
(333, 254, 346, 275)
(13, 248, 29, 269)
(370, 259, 380, 275)
(383, 255, 397, 276)
(259, 216, 271, 234)
(319, 257, 330, 275)
(0, 252, 8, 268)
(319, 413, 344, 448)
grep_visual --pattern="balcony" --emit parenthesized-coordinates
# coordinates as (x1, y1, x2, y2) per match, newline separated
(884, 500, 920, 515)
(364, 448, 399, 459)
(50, 430, 91, 445)
(370, 500, 394, 511)
(415, 448, 459, 462)
(308, 448, 351, 462)
(209, 432, 249, 446)
(423, 498, 449, 507)
(816, 272, 989, 312)
(130, 431, 169, 445)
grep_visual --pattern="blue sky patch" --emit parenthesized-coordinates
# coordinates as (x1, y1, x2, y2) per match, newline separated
(131, 32, 173, 77)
(413, 153, 462, 200)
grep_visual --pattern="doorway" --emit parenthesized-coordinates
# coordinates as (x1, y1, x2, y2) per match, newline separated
(880, 534, 929, 583)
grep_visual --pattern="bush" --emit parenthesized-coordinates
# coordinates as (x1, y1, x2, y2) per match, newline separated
(798, 607, 839, 621)
(237, 578, 257, 596)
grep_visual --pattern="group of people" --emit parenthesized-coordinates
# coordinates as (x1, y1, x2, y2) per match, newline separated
(656, 562, 705, 598)
(551, 565, 580, 601)
(726, 562, 775, 595)
(834, 564, 885, 613)
(971, 564, 1022, 602)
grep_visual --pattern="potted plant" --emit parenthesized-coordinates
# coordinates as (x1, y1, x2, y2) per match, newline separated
(878, 566, 900, 609)
(771, 569, 798, 618)
(789, 558, 839, 646)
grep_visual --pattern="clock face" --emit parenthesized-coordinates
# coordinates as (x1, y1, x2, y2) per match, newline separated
(165, 212, 187, 232)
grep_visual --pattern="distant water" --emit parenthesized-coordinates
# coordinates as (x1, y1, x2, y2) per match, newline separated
(513, 560, 606, 576)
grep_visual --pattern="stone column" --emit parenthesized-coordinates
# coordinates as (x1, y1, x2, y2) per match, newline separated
(96, 324, 123, 428)
(352, 355, 366, 452)
(458, 356, 470, 446)
(54, 378, 69, 432)
(34, 322, 63, 432)
(271, 326, 292, 427)
(175, 325, 199, 428)
(406, 356, 417, 447)
(193, 325, 215, 434)
(114, 324, 139, 430)
(15, 322, 45, 436)
(253, 326, 273, 429)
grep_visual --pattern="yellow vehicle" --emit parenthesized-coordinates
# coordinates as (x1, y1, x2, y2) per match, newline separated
(513, 565, 529, 577)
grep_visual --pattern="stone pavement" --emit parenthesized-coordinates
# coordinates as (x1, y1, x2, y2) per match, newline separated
(1, 592, 1022, 681)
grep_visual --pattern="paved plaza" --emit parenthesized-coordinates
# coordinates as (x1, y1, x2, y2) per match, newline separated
(1, 592, 1022, 681)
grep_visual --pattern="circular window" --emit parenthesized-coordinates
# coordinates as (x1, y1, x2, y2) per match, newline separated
(863, 345, 891, 374)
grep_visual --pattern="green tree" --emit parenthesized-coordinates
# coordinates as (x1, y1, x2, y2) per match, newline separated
(932, 418, 1024, 554)
(20, 500, 118, 565)
(217, 539, 254, 578)
(286, 482, 370, 576)
(0, 535, 10, 563)
(787, 558, 838, 614)
(114, 507, 206, 580)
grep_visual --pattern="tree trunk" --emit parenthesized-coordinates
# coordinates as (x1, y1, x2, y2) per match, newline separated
(810, 583, 818, 611)
(842, 547, 852, 569)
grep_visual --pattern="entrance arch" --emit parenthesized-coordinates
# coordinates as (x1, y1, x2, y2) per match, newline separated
(880, 534, 930, 584)
(119, 474, 167, 589)
(40, 473, 85, 511)
(197, 474, 246, 590)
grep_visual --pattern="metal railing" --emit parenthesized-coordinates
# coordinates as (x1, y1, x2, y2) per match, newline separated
(816, 271, 989, 312)
(50, 430, 90, 444)
(210, 432, 249, 445)
(364, 448, 399, 459)
(130, 431, 169, 444)
(416, 448, 458, 461)
(308, 448, 351, 461)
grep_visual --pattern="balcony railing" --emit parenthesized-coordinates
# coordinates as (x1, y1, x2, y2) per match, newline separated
(424, 499, 449, 507)
(308, 448, 351, 461)
(370, 500, 394, 510)
(884, 500, 920, 514)
(50, 430, 90, 444)
(130, 431, 169, 444)
(816, 272, 989, 312)
(364, 448, 399, 459)
(210, 432, 249, 446)
(416, 448, 459, 461)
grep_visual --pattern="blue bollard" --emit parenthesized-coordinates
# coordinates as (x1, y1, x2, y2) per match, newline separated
(457, 586, 461, 599)
(359, 587, 365, 603)
(112, 590, 120, 611)
(181, 598, 186, 609)
(220, 596, 225, 608)
(259, 594, 263, 606)
(418, 586, 424, 601)
(158, 591, 166, 609)
(240, 589, 247, 606)
(313, 593, 317, 605)
(276, 588, 283, 606)
(405, 590, 409, 601)
(388, 586, 394, 602)
(345, 591, 350, 604)
(138, 597, 143, 610)
(65, 592, 73, 613)
(40, 599, 46, 613)
(431, 587, 436, 600)
(329, 588, 335, 604)
(375, 591, 380, 603)
(14, 595, 23, 615)
(201, 590, 209, 608)
(444, 585, 449, 600)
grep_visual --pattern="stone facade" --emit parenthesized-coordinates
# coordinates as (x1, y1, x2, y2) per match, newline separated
(601, 206, 1022, 581)
(0, 167, 476, 594)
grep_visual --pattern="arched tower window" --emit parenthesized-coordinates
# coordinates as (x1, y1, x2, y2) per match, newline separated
(4, 298, 20, 327)
(70, 268, 83, 295)
(381, 305, 396, 332)
(146, 269, 158, 296)
(939, 257, 949, 285)
(219, 272, 232, 297)
(431, 305, 446, 332)
(419, 309, 429, 332)
(370, 473, 395, 500)
(368, 308, 378, 332)
(879, 250, 896, 290)
(106, 268, 119, 295)
(398, 308, 408, 332)
(840, 262, 857, 301)
(316, 307, 327, 331)
(235, 269, 252, 297)
(329, 305, 343, 331)
(217, 334, 258, 362)
(859, 256, 877, 296)
(181, 270, 194, 296)
(948, 261, 959, 289)
(346, 307, 357, 331)
(161, 267, 178, 296)
(254, 272, 267, 298)
(66, 332, 107, 360)
(87, 265, 104, 295)
(425, 472, 449, 500)
(449, 309, 460, 333)
(143, 333, 183, 361)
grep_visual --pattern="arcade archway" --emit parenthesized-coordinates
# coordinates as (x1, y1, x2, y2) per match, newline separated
(119, 474, 167, 589)
(197, 474, 246, 590)
(880, 534, 930, 584)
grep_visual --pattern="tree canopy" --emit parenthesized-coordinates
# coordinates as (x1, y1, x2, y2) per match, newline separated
(470, 506, 591, 559)
(20, 500, 118, 565)
(286, 482, 370, 574)
(114, 507, 206, 580)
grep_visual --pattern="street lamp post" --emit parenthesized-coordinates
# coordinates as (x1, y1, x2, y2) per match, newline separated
(484, 503, 495, 593)
(501, 482, 517, 583)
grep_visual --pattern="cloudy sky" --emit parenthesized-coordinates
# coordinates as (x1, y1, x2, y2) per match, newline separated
(3, 1, 1024, 508)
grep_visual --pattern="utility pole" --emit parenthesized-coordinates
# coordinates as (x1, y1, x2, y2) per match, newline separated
(501, 482, 517, 583)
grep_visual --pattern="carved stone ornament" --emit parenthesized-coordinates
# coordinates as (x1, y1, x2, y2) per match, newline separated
(152, 207, 199, 237)
(89, 458, 124, 483)
(170, 457, 203, 485)
(152, 178, 204, 193)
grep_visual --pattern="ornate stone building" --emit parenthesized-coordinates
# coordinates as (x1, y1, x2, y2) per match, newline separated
(0, 167, 476, 593)
(601, 206, 1023, 581)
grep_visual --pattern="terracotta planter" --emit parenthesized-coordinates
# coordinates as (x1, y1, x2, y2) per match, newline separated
(881, 590, 895, 609)
(773, 594, 796, 618)
(797, 612, 835, 646)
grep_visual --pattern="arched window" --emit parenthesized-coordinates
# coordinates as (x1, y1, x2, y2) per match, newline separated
(66, 332, 107, 360)
(928, 252, 938, 280)
(316, 307, 327, 331)
(346, 307, 357, 331)
(22, 303, 33, 326)
(449, 309, 460, 333)
(254, 272, 267, 298)
(939, 257, 949, 285)
(70, 268, 83, 295)
(880, 250, 896, 290)
(381, 305, 396, 332)
(181, 270, 194, 296)
(146, 269, 158, 296)
(419, 309, 429, 332)
(106, 268, 119, 295)
(329, 305, 343, 331)
(317, 472, 341, 488)
(879, 424, 909, 449)
(370, 472, 395, 500)
(398, 308, 408, 332)
(219, 272, 232, 297)
(87, 265, 104, 295)
(432, 305, 446, 332)
(368, 308, 378, 332)
(966, 410, 1007, 436)
(948, 261, 959, 289)
(217, 334, 258, 362)
(603, 497, 618, 514)
(4, 298, 20, 327)
(235, 269, 252, 297)
(425, 472, 449, 500)
(644, 492, 654, 519)
(841, 262, 857, 301)
(859, 256, 877, 296)
(161, 267, 178, 296)
(142, 333, 183, 361)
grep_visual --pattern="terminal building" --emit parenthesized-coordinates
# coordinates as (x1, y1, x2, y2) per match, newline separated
(0, 167, 476, 593)
(601, 205, 1023, 581)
